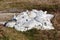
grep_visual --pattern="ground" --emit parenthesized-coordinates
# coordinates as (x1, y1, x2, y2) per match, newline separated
(0, 0, 60, 40)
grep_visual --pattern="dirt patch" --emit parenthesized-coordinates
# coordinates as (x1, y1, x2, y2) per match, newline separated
(51, 11, 60, 30)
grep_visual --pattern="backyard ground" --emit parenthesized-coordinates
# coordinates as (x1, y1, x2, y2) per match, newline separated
(0, 0, 60, 40)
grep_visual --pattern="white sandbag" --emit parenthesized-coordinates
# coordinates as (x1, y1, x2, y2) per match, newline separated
(4, 9, 54, 31)
(6, 21, 16, 28)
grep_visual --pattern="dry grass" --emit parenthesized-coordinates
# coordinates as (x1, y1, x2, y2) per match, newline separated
(0, 0, 60, 11)
(0, 26, 28, 40)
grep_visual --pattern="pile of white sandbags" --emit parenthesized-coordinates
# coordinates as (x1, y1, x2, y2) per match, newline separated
(4, 9, 54, 31)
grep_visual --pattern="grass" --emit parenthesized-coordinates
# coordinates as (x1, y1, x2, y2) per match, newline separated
(22, 29, 59, 40)
(0, 26, 28, 40)
(0, 25, 60, 40)
(0, 2, 60, 11)
(0, 29, 9, 40)
(6, 2, 60, 11)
